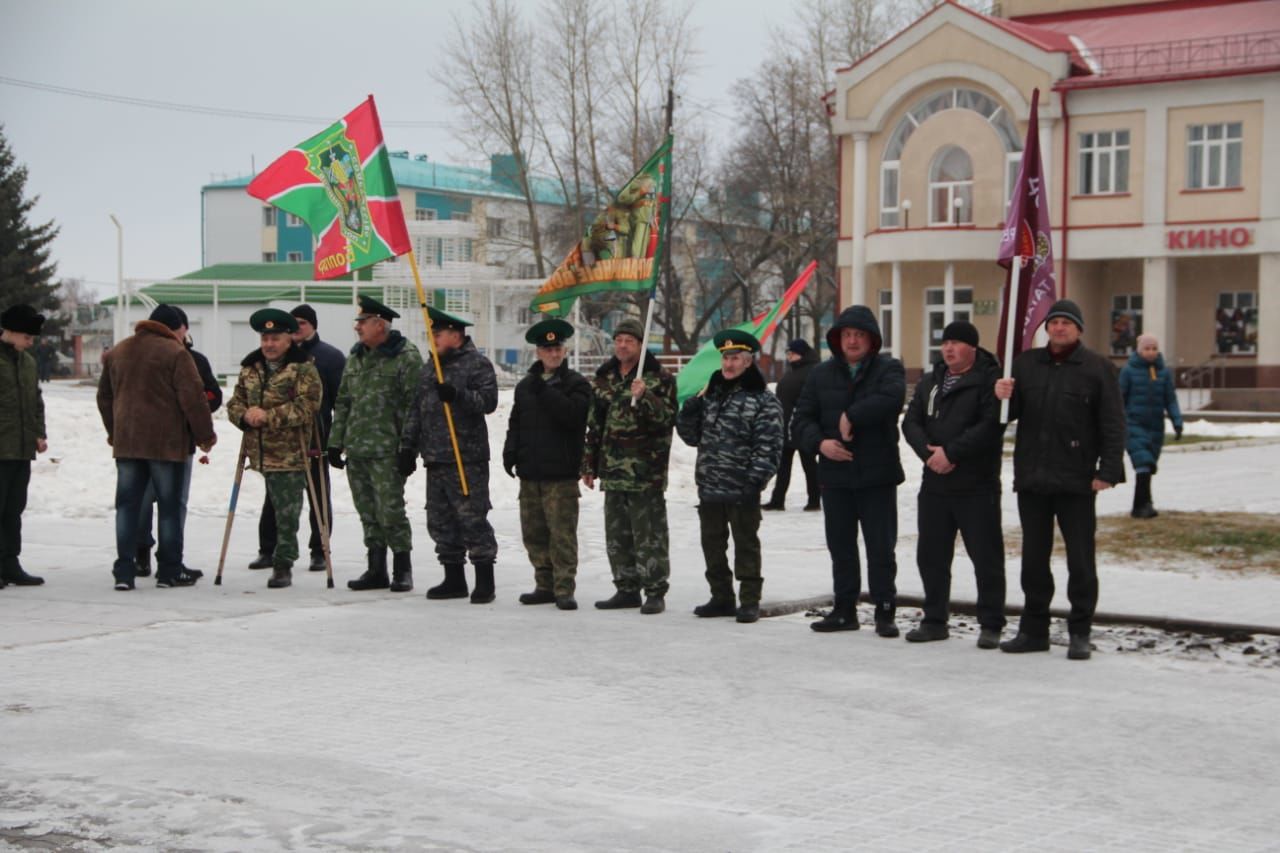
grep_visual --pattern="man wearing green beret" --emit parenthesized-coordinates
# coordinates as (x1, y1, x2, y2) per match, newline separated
(329, 295, 423, 592)
(676, 329, 783, 622)
(227, 309, 323, 588)
(400, 306, 499, 603)
(502, 318, 592, 609)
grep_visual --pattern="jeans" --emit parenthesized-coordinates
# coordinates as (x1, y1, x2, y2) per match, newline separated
(114, 459, 187, 581)
(137, 455, 194, 550)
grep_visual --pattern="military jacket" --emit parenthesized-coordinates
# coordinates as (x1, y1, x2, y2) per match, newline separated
(582, 351, 677, 492)
(676, 364, 783, 504)
(401, 337, 498, 464)
(329, 331, 423, 459)
(227, 346, 323, 472)
(0, 341, 45, 461)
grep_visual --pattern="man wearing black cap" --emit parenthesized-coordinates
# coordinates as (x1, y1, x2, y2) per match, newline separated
(676, 328, 783, 623)
(503, 318, 592, 610)
(0, 304, 50, 587)
(330, 295, 423, 592)
(227, 309, 323, 588)
(98, 304, 217, 589)
(248, 304, 346, 573)
(902, 320, 1006, 647)
(994, 298, 1125, 660)
(763, 338, 821, 511)
(792, 305, 906, 636)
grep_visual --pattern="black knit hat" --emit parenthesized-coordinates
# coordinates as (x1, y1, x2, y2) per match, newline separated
(1, 304, 45, 335)
(149, 304, 185, 331)
(291, 304, 318, 329)
(941, 320, 979, 348)
(1044, 299, 1084, 331)
(786, 338, 812, 356)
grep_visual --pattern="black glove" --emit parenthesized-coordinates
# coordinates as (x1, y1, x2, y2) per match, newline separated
(1174, 425, 1183, 441)
(436, 382, 458, 403)
(503, 459, 516, 478)
(396, 448, 417, 478)
(326, 447, 345, 469)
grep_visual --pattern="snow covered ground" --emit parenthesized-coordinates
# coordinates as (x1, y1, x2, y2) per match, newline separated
(2, 382, 1278, 851)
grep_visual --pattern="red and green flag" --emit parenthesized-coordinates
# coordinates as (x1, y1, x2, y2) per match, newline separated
(675, 261, 817, 404)
(248, 96, 410, 280)
(530, 135, 672, 316)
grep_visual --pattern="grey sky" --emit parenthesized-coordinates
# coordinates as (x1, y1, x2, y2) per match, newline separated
(1, 0, 814, 296)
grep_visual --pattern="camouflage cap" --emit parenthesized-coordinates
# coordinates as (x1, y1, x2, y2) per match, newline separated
(526, 318, 573, 347)
(713, 328, 760, 354)
(356, 295, 399, 321)
(427, 305, 471, 332)
(250, 308, 298, 334)
(613, 317, 644, 341)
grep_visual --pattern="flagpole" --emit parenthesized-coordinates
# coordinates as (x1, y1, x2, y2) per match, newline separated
(407, 248, 470, 496)
(1000, 256, 1022, 425)
(633, 85, 675, 409)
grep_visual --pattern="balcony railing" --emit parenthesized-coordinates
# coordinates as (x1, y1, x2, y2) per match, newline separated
(1080, 30, 1280, 80)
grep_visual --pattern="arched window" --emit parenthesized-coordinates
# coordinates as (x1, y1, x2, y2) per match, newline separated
(929, 146, 973, 226)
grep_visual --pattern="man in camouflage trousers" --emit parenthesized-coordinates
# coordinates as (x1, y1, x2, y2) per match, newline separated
(582, 317, 678, 615)
(227, 309, 323, 589)
(329, 296, 423, 592)
(676, 329, 783, 623)
(503, 319, 592, 610)
(400, 307, 499, 604)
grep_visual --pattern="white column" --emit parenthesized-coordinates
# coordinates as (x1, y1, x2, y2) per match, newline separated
(852, 132, 869, 306)
(943, 262, 955, 325)
(1258, 253, 1280, 373)
(1039, 118, 1054, 213)
(1143, 256, 1177, 368)
(891, 261, 903, 360)
(1144, 106, 1168, 225)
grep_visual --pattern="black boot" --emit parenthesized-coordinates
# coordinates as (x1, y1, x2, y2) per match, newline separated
(874, 601, 899, 638)
(594, 589, 642, 610)
(1132, 472, 1157, 518)
(426, 563, 469, 600)
(470, 562, 495, 604)
(308, 553, 327, 572)
(999, 632, 1050, 653)
(348, 548, 390, 590)
(520, 588, 557, 605)
(267, 565, 292, 588)
(811, 610, 859, 632)
(693, 598, 737, 618)
(390, 552, 413, 592)
(1068, 633, 1093, 660)
(135, 546, 152, 578)
(248, 552, 273, 570)
(2, 564, 44, 586)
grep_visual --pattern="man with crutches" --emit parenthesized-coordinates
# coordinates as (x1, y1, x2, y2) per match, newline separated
(226, 309, 323, 589)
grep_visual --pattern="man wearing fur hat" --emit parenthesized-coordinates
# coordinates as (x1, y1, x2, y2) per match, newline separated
(676, 329, 783, 623)
(792, 306, 906, 637)
(98, 304, 217, 590)
(901, 321, 1007, 648)
(582, 316, 678, 614)
(0, 304, 50, 588)
(227, 309, 323, 588)
(994, 299, 1125, 660)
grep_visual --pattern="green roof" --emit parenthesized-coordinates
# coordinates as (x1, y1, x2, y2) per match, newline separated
(175, 262, 369, 282)
(100, 263, 379, 307)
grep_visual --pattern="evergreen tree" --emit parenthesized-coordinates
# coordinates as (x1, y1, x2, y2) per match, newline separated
(0, 124, 61, 327)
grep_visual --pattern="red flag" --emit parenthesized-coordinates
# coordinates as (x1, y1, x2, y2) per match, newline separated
(997, 89, 1056, 358)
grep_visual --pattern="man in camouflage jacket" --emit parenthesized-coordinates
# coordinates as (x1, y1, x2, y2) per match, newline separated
(227, 309, 323, 588)
(676, 329, 783, 623)
(0, 304, 49, 588)
(581, 317, 678, 614)
(328, 296, 423, 592)
(400, 307, 498, 603)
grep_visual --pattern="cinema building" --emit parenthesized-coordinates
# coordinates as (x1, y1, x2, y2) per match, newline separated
(828, 0, 1279, 394)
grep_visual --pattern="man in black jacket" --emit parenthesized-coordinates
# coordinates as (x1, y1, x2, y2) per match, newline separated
(249, 304, 346, 573)
(503, 319, 592, 610)
(763, 339, 820, 511)
(792, 306, 906, 637)
(994, 299, 1125, 660)
(901, 321, 1006, 648)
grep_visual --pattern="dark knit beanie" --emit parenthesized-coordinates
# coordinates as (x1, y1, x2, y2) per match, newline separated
(941, 320, 979, 348)
(1, 304, 45, 335)
(786, 338, 812, 356)
(1044, 299, 1084, 331)
(291, 304, 318, 329)
(149, 304, 185, 331)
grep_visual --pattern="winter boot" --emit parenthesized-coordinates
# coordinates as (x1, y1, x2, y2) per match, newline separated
(811, 610, 859, 632)
(905, 622, 950, 643)
(308, 552, 327, 572)
(248, 552, 273, 570)
(470, 562, 496, 604)
(1068, 633, 1093, 660)
(874, 601, 899, 638)
(977, 628, 1002, 649)
(693, 599, 737, 618)
(426, 563, 469, 600)
(640, 594, 665, 615)
(555, 596, 578, 611)
(520, 588, 557, 605)
(389, 552, 413, 592)
(999, 632, 1050, 654)
(2, 565, 44, 586)
(1131, 472, 1157, 518)
(267, 565, 292, 589)
(736, 604, 760, 624)
(134, 546, 152, 578)
(348, 548, 390, 591)
(594, 589, 642, 610)
(761, 500, 785, 511)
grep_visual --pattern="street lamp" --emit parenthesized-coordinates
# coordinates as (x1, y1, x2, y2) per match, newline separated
(952, 196, 964, 227)
(901, 198, 912, 230)
(109, 214, 123, 342)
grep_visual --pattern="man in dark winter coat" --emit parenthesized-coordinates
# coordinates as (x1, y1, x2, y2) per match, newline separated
(677, 329, 783, 623)
(901, 321, 1006, 648)
(582, 317, 678, 615)
(763, 338, 821, 511)
(503, 319, 592, 610)
(0, 304, 49, 588)
(400, 307, 499, 604)
(792, 305, 905, 636)
(98, 306, 217, 590)
(250, 304, 346, 572)
(994, 298, 1126, 660)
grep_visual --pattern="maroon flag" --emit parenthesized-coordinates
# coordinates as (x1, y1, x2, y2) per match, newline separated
(997, 88, 1056, 359)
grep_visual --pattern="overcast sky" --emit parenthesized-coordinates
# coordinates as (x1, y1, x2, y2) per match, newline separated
(1, 0, 830, 297)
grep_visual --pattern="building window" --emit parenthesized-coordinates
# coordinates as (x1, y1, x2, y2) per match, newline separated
(487, 217, 505, 238)
(450, 212, 471, 223)
(1079, 130, 1130, 195)
(415, 207, 437, 221)
(285, 213, 304, 228)
(286, 251, 304, 262)
(928, 147, 973, 226)
(518, 262, 539, 279)
(262, 208, 277, 227)
(517, 307, 534, 325)
(1188, 123, 1242, 189)
(880, 163, 900, 228)
(444, 289, 470, 314)
(493, 305, 505, 323)
(517, 220, 532, 239)
(1110, 294, 1143, 355)
(1216, 291, 1257, 354)
(262, 251, 277, 263)
(878, 289, 894, 352)
(924, 287, 973, 364)
(1004, 153, 1021, 213)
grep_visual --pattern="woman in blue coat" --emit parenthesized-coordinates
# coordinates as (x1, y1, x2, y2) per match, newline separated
(1119, 334, 1183, 518)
